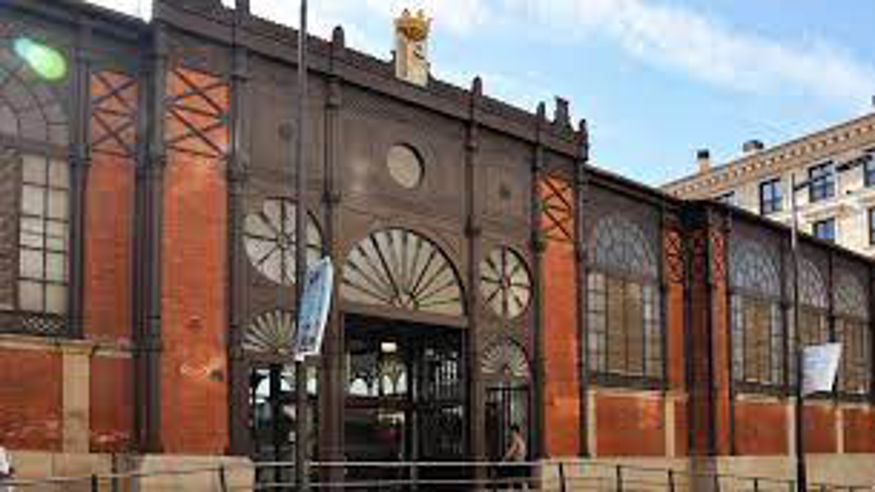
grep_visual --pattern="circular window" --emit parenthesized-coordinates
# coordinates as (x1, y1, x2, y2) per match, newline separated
(480, 247, 532, 319)
(386, 144, 423, 189)
(244, 198, 322, 286)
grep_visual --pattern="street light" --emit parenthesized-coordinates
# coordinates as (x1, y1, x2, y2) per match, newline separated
(13, 37, 66, 81)
(788, 158, 865, 492)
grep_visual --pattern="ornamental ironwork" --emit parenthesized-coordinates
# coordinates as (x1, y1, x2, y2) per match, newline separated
(481, 339, 530, 384)
(729, 238, 780, 298)
(244, 198, 322, 286)
(589, 214, 657, 279)
(480, 246, 531, 319)
(243, 310, 295, 356)
(341, 228, 464, 316)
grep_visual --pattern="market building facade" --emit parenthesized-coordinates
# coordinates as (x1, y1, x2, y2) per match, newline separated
(1, 0, 875, 485)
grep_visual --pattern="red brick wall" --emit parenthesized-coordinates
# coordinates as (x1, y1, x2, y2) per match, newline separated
(596, 393, 664, 456)
(159, 67, 229, 454)
(539, 176, 580, 457)
(802, 404, 836, 453)
(0, 349, 62, 450)
(843, 407, 875, 453)
(733, 400, 787, 455)
(709, 229, 732, 455)
(664, 229, 685, 391)
(90, 356, 133, 452)
(85, 71, 136, 341)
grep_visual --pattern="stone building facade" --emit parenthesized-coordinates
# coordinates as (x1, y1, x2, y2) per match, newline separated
(664, 112, 875, 256)
(0, 0, 874, 486)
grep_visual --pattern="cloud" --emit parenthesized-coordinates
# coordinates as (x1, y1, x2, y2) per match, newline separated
(86, 0, 875, 108)
(511, 0, 875, 107)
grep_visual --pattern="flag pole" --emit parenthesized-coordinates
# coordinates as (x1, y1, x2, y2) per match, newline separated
(294, 0, 309, 489)
(790, 173, 806, 492)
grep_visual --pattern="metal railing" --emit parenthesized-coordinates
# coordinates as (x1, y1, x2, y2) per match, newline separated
(2, 459, 874, 491)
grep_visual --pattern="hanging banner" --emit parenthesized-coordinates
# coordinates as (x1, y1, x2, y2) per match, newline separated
(294, 257, 334, 361)
(801, 343, 842, 396)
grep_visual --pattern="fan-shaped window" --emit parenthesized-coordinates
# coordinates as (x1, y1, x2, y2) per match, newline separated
(730, 240, 780, 298)
(796, 257, 829, 347)
(590, 214, 657, 279)
(480, 247, 531, 320)
(729, 239, 783, 387)
(0, 37, 71, 336)
(587, 214, 662, 380)
(341, 228, 463, 316)
(386, 144, 423, 189)
(833, 271, 870, 395)
(481, 340, 530, 386)
(243, 310, 296, 357)
(244, 198, 322, 286)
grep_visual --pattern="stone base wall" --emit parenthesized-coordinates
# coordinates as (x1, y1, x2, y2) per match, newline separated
(541, 455, 875, 491)
(6, 451, 253, 491)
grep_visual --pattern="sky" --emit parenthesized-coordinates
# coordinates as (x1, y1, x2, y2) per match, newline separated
(88, 0, 875, 186)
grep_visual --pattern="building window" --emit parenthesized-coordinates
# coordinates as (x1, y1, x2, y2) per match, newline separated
(833, 271, 870, 396)
(715, 190, 736, 206)
(730, 239, 783, 387)
(18, 155, 70, 314)
(870, 208, 875, 246)
(812, 218, 835, 242)
(759, 178, 782, 215)
(864, 154, 875, 187)
(790, 257, 830, 388)
(808, 162, 835, 202)
(587, 214, 662, 381)
(0, 37, 71, 336)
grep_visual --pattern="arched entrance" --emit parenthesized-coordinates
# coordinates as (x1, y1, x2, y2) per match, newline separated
(339, 227, 467, 482)
(482, 340, 531, 461)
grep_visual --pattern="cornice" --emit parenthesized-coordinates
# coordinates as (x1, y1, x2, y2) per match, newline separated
(664, 112, 875, 197)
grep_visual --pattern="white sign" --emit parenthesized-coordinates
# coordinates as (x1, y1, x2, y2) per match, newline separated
(294, 257, 333, 361)
(801, 343, 842, 396)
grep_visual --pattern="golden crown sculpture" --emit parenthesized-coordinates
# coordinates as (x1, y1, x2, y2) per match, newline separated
(395, 9, 430, 42)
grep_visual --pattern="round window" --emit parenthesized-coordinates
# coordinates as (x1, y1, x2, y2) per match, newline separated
(386, 144, 423, 189)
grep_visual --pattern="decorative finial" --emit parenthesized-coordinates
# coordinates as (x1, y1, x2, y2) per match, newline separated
(395, 9, 431, 42)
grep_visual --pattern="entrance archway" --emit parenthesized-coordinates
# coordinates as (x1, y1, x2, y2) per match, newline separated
(481, 339, 531, 461)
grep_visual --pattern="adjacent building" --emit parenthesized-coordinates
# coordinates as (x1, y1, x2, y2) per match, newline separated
(1, 0, 875, 487)
(664, 112, 875, 255)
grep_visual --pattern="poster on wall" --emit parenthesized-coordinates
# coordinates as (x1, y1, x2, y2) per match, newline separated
(801, 343, 842, 396)
(294, 257, 334, 362)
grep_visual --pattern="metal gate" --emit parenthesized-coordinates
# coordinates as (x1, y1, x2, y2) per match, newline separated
(485, 385, 530, 460)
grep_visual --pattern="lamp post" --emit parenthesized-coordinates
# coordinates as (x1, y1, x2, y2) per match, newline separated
(788, 158, 865, 492)
(294, 0, 309, 489)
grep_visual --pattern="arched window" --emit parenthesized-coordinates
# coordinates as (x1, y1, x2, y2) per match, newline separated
(833, 271, 870, 395)
(729, 239, 783, 386)
(586, 214, 661, 379)
(0, 37, 71, 335)
(341, 228, 464, 317)
(797, 257, 829, 347)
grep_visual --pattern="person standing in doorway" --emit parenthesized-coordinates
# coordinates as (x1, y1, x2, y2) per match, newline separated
(502, 424, 527, 490)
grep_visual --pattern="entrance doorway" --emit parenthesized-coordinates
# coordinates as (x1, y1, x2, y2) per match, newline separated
(344, 315, 465, 464)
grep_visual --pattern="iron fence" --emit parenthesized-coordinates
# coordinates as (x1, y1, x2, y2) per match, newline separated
(2, 459, 874, 491)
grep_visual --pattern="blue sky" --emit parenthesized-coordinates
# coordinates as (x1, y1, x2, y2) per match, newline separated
(89, 0, 875, 185)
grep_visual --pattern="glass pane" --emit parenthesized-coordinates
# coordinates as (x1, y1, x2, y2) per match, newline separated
(46, 221, 67, 251)
(21, 155, 46, 185)
(45, 284, 66, 314)
(18, 280, 43, 311)
(48, 160, 70, 188)
(19, 249, 44, 279)
(47, 189, 68, 219)
(0, 103, 17, 136)
(387, 145, 423, 189)
(21, 184, 46, 216)
(19, 217, 44, 248)
(46, 252, 65, 282)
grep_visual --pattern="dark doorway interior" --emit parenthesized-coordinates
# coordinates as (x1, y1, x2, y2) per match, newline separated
(344, 314, 465, 482)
